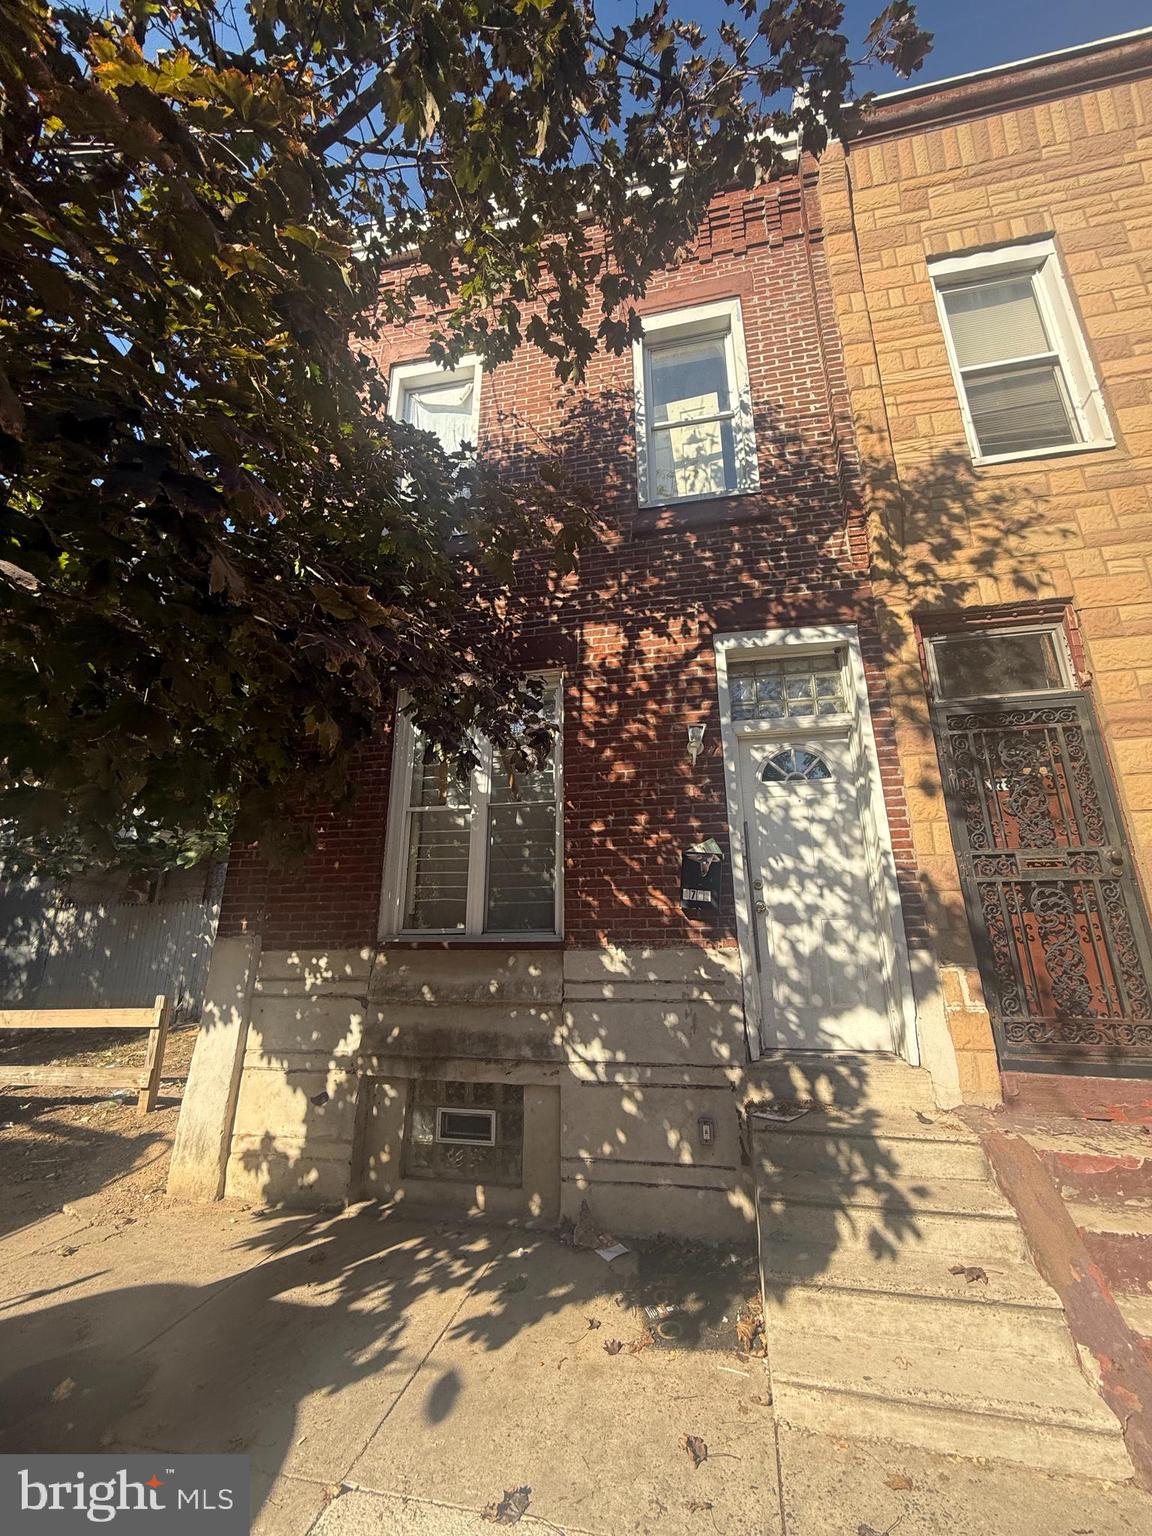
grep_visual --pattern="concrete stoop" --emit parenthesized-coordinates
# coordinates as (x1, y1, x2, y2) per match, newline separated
(750, 1054, 1134, 1482)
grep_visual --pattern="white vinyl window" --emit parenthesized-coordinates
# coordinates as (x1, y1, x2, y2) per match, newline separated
(929, 241, 1112, 465)
(633, 298, 759, 506)
(381, 681, 562, 938)
(388, 357, 481, 455)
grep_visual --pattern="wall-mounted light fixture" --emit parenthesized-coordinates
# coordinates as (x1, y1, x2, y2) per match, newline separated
(686, 723, 706, 767)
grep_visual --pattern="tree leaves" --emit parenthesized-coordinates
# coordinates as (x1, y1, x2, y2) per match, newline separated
(0, 0, 928, 872)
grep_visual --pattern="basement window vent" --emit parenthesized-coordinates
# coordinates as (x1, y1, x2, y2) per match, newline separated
(404, 1079, 524, 1185)
(436, 1108, 496, 1145)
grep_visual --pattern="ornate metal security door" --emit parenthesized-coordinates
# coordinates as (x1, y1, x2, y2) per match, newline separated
(935, 695, 1152, 1074)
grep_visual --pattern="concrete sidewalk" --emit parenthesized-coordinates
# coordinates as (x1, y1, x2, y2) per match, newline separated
(1, 1200, 1149, 1535)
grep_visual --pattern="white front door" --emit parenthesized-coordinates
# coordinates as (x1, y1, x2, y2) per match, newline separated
(739, 734, 894, 1052)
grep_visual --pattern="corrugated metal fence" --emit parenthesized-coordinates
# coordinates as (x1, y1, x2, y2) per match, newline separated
(0, 865, 224, 1020)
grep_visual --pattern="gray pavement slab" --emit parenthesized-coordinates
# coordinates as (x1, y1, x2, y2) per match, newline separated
(348, 1233, 780, 1536)
(776, 1423, 1149, 1536)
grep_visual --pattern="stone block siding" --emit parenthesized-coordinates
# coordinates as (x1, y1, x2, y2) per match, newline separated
(818, 56, 1152, 1100)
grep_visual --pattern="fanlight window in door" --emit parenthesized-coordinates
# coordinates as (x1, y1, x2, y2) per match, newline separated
(761, 748, 833, 783)
(730, 652, 846, 721)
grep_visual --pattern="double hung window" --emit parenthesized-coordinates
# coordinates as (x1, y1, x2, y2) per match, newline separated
(383, 682, 562, 938)
(929, 242, 1111, 463)
(633, 299, 758, 505)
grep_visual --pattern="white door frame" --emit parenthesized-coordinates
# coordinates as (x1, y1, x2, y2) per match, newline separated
(714, 624, 919, 1063)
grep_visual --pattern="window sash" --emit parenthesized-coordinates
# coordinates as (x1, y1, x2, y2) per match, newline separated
(633, 299, 757, 506)
(924, 625, 1074, 700)
(929, 246, 1111, 463)
(388, 359, 481, 455)
(384, 686, 562, 938)
(644, 327, 738, 502)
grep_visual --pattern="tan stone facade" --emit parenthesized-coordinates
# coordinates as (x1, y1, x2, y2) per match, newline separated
(818, 34, 1152, 1103)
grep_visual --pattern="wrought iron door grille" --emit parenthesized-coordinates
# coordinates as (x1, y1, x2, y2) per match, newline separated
(935, 696, 1152, 1074)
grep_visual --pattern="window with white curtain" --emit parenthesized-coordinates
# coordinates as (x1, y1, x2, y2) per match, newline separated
(388, 358, 481, 456)
(381, 681, 562, 938)
(632, 298, 759, 506)
(929, 242, 1112, 463)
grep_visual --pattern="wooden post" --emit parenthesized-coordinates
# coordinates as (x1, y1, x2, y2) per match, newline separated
(138, 993, 172, 1113)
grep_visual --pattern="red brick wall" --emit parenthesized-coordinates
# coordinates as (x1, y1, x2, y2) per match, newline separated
(219, 167, 927, 955)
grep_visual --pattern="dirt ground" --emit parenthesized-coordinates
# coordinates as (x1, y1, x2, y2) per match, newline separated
(0, 1022, 198, 1236)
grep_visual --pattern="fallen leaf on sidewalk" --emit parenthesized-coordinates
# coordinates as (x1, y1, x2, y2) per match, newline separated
(603, 1339, 624, 1355)
(948, 1265, 988, 1284)
(483, 1486, 532, 1524)
(681, 1434, 709, 1469)
(585, 1317, 601, 1330)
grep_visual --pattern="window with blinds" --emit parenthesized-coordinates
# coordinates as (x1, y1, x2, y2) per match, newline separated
(929, 242, 1112, 464)
(388, 682, 562, 937)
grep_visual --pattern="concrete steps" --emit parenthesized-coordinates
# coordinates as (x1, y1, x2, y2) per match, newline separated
(751, 1055, 1133, 1480)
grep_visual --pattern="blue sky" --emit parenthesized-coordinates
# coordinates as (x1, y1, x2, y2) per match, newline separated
(650, 2, 1150, 94)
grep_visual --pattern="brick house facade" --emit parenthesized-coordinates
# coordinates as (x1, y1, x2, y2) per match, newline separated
(179, 161, 948, 1234)
(170, 29, 1152, 1231)
(818, 29, 1152, 1116)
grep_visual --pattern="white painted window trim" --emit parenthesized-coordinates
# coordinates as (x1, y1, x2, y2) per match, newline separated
(435, 1107, 497, 1146)
(379, 676, 564, 942)
(924, 622, 1076, 701)
(387, 355, 483, 449)
(928, 239, 1113, 466)
(632, 297, 760, 507)
(713, 625, 919, 1065)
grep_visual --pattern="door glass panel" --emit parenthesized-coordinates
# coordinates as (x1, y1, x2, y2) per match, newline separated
(930, 631, 1065, 699)
(761, 748, 833, 783)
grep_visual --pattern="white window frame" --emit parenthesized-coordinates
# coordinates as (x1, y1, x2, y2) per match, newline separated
(924, 623, 1075, 701)
(928, 240, 1113, 466)
(632, 297, 760, 507)
(379, 676, 564, 942)
(435, 1107, 497, 1146)
(387, 355, 482, 451)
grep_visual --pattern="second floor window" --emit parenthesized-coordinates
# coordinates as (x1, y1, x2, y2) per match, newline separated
(381, 682, 563, 938)
(388, 359, 481, 456)
(633, 298, 759, 506)
(929, 241, 1112, 464)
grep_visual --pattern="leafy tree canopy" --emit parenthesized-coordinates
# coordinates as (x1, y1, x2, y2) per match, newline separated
(0, 0, 929, 872)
